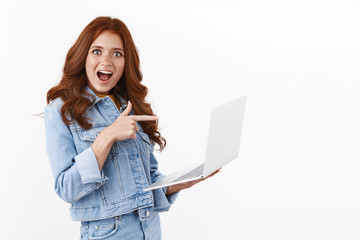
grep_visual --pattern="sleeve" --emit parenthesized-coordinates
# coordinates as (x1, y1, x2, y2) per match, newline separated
(44, 105, 108, 204)
(149, 152, 179, 212)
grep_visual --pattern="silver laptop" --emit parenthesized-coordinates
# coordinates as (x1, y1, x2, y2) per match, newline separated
(143, 95, 246, 191)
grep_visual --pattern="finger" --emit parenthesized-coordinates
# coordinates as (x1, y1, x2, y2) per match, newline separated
(129, 131, 136, 139)
(212, 168, 221, 175)
(205, 169, 221, 179)
(130, 115, 159, 122)
(120, 100, 132, 116)
(132, 131, 137, 139)
(209, 170, 220, 177)
(135, 122, 139, 132)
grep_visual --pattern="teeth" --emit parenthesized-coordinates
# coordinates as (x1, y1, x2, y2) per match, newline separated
(99, 70, 113, 74)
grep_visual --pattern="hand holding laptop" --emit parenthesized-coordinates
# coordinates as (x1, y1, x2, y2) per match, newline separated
(166, 168, 221, 195)
(143, 95, 246, 192)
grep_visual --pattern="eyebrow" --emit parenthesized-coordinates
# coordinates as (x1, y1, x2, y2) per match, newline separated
(90, 45, 124, 51)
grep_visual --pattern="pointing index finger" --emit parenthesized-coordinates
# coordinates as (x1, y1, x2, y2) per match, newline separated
(130, 115, 159, 121)
(120, 101, 132, 116)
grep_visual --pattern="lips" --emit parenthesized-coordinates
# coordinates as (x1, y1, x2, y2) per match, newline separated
(97, 70, 113, 81)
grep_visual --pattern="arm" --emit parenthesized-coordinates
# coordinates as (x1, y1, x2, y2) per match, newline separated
(45, 106, 108, 204)
(147, 150, 220, 210)
(45, 101, 157, 204)
(149, 152, 179, 209)
(166, 169, 221, 195)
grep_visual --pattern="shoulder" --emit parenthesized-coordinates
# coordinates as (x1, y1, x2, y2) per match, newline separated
(46, 97, 64, 110)
(44, 97, 66, 123)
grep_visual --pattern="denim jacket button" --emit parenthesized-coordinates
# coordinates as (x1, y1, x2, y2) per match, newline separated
(145, 211, 150, 217)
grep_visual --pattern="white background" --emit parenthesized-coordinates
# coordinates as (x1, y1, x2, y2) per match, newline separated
(1, 0, 359, 239)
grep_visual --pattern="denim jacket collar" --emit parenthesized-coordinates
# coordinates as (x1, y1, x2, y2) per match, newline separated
(85, 85, 128, 112)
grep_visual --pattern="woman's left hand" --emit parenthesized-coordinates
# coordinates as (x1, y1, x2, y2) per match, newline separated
(166, 168, 221, 195)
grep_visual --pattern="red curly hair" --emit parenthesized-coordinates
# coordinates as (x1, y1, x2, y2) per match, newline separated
(47, 16, 166, 150)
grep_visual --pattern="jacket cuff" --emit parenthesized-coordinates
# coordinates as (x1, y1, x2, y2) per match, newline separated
(152, 186, 180, 212)
(74, 147, 108, 185)
(163, 186, 179, 205)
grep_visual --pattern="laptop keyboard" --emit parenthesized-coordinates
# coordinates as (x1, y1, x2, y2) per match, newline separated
(172, 164, 204, 183)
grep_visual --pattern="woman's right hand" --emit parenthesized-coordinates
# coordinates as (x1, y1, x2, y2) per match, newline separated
(92, 101, 158, 170)
(105, 101, 158, 142)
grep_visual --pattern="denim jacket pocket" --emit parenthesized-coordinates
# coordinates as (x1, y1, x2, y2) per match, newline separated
(138, 131, 154, 156)
(78, 125, 119, 163)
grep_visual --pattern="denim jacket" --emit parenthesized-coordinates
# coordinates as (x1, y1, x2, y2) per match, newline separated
(44, 87, 178, 221)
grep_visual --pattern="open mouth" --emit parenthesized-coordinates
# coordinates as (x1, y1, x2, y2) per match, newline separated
(97, 70, 113, 81)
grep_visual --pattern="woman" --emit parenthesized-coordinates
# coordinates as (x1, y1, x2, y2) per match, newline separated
(45, 16, 217, 239)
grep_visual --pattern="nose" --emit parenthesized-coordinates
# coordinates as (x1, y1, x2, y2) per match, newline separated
(100, 53, 111, 67)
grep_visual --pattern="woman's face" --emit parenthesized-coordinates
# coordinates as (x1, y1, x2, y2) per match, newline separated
(85, 31, 125, 95)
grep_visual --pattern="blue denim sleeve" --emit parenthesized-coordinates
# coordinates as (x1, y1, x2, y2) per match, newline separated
(44, 105, 108, 204)
(149, 152, 179, 212)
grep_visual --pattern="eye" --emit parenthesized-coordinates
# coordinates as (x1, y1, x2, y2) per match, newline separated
(92, 49, 101, 55)
(113, 51, 123, 57)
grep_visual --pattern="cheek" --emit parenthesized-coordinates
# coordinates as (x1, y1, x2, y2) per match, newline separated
(115, 61, 125, 74)
(86, 59, 94, 68)
(85, 65, 92, 80)
(85, 60, 97, 76)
